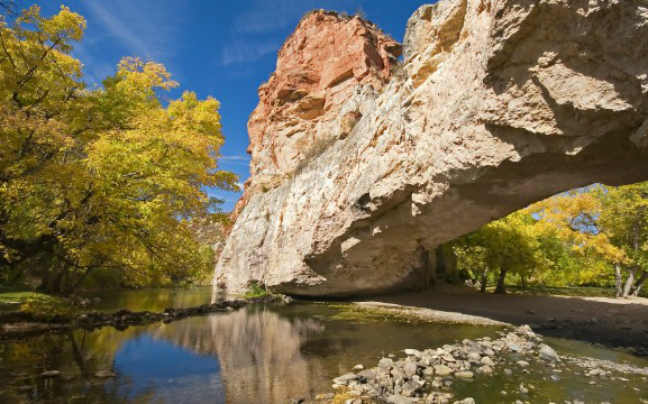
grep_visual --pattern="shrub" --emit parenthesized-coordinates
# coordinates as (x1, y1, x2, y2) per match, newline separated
(244, 282, 270, 299)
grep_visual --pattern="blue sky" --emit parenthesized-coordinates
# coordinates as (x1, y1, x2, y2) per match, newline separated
(36, 0, 429, 210)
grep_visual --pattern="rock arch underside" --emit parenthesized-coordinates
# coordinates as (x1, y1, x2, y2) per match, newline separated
(214, 0, 648, 297)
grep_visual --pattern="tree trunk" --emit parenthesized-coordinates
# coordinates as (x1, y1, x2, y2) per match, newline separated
(494, 268, 508, 294)
(428, 249, 437, 288)
(622, 266, 638, 297)
(64, 267, 94, 295)
(38, 262, 71, 295)
(7, 265, 27, 285)
(66, 331, 87, 374)
(418, 247, 432, 291)
(614, 264, 623, 297)
(480, 269, 488, 293)
(435, 246, 447, 279)
(630, 271, 647, 297)
(50, 268, 67, 295)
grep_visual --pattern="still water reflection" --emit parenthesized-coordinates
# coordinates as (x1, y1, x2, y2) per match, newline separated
(113, 335, 224, 402)
(80, 287, 216, 312)
(1, 289, 647, 403)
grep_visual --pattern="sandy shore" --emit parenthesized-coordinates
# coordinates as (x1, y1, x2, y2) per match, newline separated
(355, 286, 648, 355)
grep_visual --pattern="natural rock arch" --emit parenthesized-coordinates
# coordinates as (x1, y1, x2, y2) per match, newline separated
(214, 0, 648, 297)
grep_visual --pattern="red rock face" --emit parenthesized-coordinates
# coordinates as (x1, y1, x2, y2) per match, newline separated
(232, 10, 402, 221)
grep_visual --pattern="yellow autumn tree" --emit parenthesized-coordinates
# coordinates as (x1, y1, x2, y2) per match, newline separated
(529, 184, 648, 297)
(0, 6, 237, 294)
(450, 191, 621, 294)
(597, 183, 648, 296)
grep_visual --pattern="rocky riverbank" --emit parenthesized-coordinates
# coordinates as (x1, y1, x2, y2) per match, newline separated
(0, 294, 291, 339)
(321, 325, 648, 404)
(362, 289, 648, 356)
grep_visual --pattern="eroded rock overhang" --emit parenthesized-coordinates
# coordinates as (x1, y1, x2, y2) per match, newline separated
(215, 0, 648, 296)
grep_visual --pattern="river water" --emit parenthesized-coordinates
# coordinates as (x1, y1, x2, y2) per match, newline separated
(0, 287, 647, 403)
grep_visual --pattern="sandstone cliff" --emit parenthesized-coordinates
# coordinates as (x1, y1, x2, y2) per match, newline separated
(216, 0, 648, 296)
(233, 10, 402, 220)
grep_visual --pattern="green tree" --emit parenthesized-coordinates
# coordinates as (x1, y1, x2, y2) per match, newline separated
(451, 212, 540, 294)
(530, 184, 648, 297)
(599, 184, 648, 296)
(0, 6, 236, 294)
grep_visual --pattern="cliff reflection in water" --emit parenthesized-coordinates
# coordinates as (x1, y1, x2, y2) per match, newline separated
(0, 304, 335, 404)
(4, 296, 648, 404)
(1, 298, 508, 404)
(150, 305, 329, 403)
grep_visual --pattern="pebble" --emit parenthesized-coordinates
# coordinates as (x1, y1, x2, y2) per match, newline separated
(326, 324, 637, 404)
(404, 361, 418, 378)
(94, 370, 117, 378)
(477, 365, 493, 375)
(379, 358, 394, 370)
(507, 342, 522, 352)
(401, 380, 420, 397)
(586, 368, 607, 377)
(427, 392, 453, 404)
(434, 365, 454, 377)
(480, 357, 494, 367)
(538, 344, 560, 361)
(386, 394, 417, 404)
(40, 370, 60, 378)
(333, 373, 356, 386)
(404, 349, 421, 358)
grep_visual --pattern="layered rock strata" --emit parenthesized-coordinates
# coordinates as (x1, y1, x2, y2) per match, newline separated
(233, 10, 402, 220)
(216, 0, 648, 296)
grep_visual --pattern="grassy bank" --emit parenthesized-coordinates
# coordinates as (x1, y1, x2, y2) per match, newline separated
(0, 287, 77, 319)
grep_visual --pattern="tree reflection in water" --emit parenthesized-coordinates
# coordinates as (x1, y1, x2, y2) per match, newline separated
(0, 304, 329, 404)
